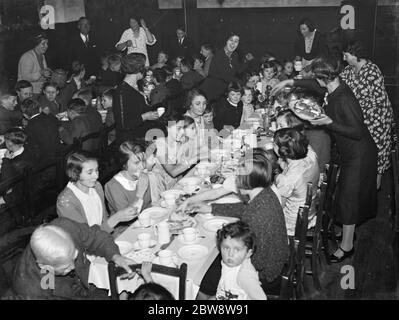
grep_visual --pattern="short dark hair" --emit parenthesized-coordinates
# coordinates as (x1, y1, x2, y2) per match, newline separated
(15, 80, 32, 92)
(261, 61, 277, 74)
(102, 88, 115, 100)
(226, 82, 242, 94)
(274, 127, 309, 161)
(201, 43, 214, 53)
(345, 41, 368, 61)
(21, 98, 40, 117)
(180, 58, 193, 69)
(153, 68, 167, 83)
(42, 81, 59, 92)
(78, 17, 90, 24)
(204, 104, 214, 115)
(183, 115, 194, 128)
(108, 54, 122, 66)
(67, 98, 87, 114)
(216, 220, 256, 252)
(66, 151, 97, 182)
(77, 88, 94, 106)
(32, 32, 48, 47)
(184, 88, 207, 110)
(236, 148, 274, 190)
(121, 53, 146, 75)
(192, 53, 205, 65)
(310, 56, 341, 82)
(4, 128, 27, 145)
(298, 17, 316, 32)
(129, 283, 175, 300)
(118, 140, 146, 171)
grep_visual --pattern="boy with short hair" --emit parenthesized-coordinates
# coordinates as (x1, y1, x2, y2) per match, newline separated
(214, 221, 267, 300)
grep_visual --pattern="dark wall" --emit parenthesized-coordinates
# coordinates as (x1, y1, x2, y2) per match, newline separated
(1, 0, 398, 94)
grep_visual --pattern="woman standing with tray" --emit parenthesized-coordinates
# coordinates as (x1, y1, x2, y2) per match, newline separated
(307, 56, 377, 263)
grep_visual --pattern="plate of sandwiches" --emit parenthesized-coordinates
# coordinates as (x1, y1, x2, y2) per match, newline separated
(289, 98, 324, 121)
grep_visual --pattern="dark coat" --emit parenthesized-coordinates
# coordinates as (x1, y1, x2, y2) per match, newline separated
(59, 112, 101, 152)
(294, 30, 328, 61)
(25, 114, 61, 162)
(68, 32, 100, 77)
(200, 49, 249, 101)
(325, 83, 377, 225)
(212, 187, 289, 282)
(213, 99, 243, 131)
(0, 108, 23, 135)
(12, 217, 119, 300)
(169, 36, 196, 60)
(113, 82, 157, 142)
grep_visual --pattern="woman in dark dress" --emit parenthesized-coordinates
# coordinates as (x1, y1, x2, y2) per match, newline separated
(294, 18, 328, 68)
(113, 53, 159, 144)
(200, 32, 253, 102)
(309, 57, 377, 263)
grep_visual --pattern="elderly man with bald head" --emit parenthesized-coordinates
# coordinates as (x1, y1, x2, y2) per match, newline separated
(13, 217, 135, 299)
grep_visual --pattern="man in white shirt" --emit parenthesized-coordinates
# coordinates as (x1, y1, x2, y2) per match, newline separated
(116, 17, 156, 67)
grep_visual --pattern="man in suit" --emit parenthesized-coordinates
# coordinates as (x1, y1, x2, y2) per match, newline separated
(23, 98, 61, 162)
(170, 26, 196, 61)
(68, 17, 100, 78)
(12, 217, 135, 300)
(200, 43, 214, 77)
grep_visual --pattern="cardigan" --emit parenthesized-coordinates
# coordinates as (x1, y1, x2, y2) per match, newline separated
(12, 217, 119, 300)
(56, 181, 112, 233)
(18, 49, 48, 94)
(211, 187, 289, 282)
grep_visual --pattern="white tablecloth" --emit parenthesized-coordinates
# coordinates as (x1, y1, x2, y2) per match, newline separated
(88, 213, 237, 300)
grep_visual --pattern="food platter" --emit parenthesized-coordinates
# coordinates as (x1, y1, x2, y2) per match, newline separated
(289, 98, 323, 121)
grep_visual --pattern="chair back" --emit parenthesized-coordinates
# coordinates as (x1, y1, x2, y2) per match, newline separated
(108, 262, 187, 300)
(391, 149, 399, 232)
(324, 164, 339, 218)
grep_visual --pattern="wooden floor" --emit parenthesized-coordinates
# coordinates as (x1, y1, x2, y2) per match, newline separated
(303, 169, 399, 300)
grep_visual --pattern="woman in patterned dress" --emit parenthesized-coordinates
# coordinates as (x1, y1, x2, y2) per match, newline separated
(340, 41, 394, 189)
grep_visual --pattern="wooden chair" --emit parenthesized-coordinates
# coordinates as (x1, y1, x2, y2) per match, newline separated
(391, 149, 399, 233)
(278, 236, 297, 300)
(293, 205, 310, 299)
(0, 226, 35, 297)
(108, 262, 188, 300)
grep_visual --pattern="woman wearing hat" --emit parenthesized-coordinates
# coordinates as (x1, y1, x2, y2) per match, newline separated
(18, 32, 52, 94)
(113, 53, 159, 144)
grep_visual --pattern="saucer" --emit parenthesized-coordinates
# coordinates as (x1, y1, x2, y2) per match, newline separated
(132, 219, 156, 228)
(152, 255, 180, 267)
(133, 239, 157, 251)
(178, 234, 199, 245)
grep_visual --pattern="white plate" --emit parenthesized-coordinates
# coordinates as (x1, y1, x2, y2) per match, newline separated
(161, 189, 186, 199)
(141, 207, 170, 220)
(152, 255, 180, 267)
(197, 213, 215, 220)
(178, 177, 202, 186)
(133, 239, 157, 251)
(203, 218, 230, 232)
(125, 249, 155, 263)
(178, 245, 209, 260)
(115, 240, 134, 255)
(211, 196, 241, 204)
(132, 219, 156, 228)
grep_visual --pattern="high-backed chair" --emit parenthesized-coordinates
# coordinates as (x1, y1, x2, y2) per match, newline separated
(108, 262, 187, 300)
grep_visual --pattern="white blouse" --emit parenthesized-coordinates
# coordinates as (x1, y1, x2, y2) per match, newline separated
(275, 147, 320, 236)
(67, 182, 103, 227)
(116, 27, 156, 66)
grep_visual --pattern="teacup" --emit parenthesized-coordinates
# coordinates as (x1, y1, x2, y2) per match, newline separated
(138, 211, 151, 227)
(164, 193, 177, 207)
(157, 107, 166, 117)
(137, 233, 151, 248)
(158, 250, 173, 265)
(182, 227, 197, 243)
